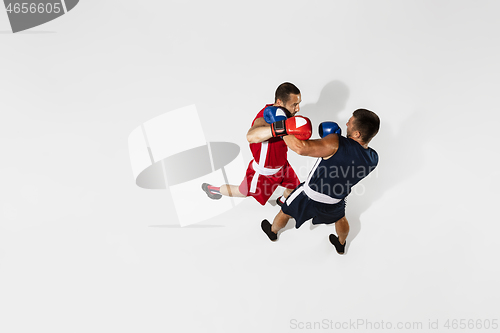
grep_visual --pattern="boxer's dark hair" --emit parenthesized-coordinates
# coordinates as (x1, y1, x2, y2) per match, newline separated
(275, 82, 300, 104)
(352, 109, 380, 143)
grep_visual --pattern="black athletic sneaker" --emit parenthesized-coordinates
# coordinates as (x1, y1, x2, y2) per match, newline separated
(329, 234, 346, 254)
(261, 219, 278, 241)
(276, 196, 284, 207)
(202, 183, 222, 200)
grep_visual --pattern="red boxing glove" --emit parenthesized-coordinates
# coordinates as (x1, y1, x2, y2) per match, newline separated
(287, 116, 312, 140)
(271, 116, 312, 140)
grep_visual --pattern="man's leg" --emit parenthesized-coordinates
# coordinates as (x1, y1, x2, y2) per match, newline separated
(283, 188, 293, 198)
(276, 163, 300, 206)
(329, 216, 349, 254)
(261, 209, 291, 241)
(203, 166, 251, 200)
(202, 183, 247, 199)
(219, 184, 247, 197)
(272, 209, 291, 233)
(335, 216, 349, 245)
(276, 187, 294, 206)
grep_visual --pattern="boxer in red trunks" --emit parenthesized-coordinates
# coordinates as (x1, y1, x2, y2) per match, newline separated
(202, 82, 312, 205)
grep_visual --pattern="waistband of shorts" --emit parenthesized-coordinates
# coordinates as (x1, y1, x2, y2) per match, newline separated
(303, 182, 342, 205)
(252, 160, 282, 176)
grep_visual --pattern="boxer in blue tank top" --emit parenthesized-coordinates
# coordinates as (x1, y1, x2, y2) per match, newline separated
(261, 109, 380, 254)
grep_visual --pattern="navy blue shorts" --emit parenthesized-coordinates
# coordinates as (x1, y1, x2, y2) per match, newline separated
(281, 183, 346, 228)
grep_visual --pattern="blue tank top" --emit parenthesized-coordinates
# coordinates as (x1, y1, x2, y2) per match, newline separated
(306, 135, 378, 200)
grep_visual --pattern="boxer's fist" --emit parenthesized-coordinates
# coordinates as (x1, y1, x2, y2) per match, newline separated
(271, 116, 312, 140)
(319, 121, 341, 138)
(287, 116, 312, 140)
(263, 106, 288, 124)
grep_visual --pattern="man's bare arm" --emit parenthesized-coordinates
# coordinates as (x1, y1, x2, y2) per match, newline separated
(246, 117, 273, 143)
(283, 134, 339, 158)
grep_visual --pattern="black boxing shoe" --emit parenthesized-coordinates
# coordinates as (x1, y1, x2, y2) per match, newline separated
(202, 183, 222, 200)
(329, 234, 346, 254)
(261, 219, 278, 241)
(276, 196, 285, 207)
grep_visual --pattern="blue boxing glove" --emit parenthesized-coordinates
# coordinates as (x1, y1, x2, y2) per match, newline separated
(319, 121, 341, 138)
(263, 106, 288, 124)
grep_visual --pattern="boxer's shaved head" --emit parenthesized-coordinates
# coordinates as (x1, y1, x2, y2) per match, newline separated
(275, 82, 300, 104)
(275, 82, 301, 117)
(352, 109, 380, 143)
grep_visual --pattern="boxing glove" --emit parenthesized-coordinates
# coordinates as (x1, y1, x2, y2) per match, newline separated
(271, 116, 312, 140)
(263, 106, 288, 124)
(318, 121, 341, 138)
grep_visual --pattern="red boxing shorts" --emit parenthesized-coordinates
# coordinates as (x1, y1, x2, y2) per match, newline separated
(239, 160, 300, 205)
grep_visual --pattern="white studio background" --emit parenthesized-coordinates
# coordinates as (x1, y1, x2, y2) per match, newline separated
(1, 1, 499, 332)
